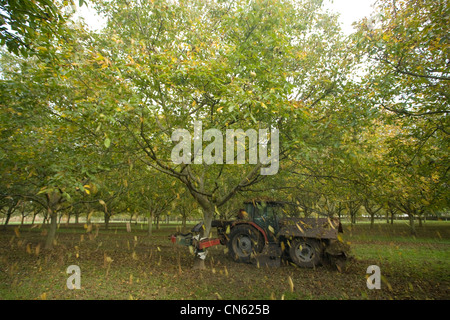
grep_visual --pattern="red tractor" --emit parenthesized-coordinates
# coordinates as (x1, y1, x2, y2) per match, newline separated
(171, 200, 349, 268)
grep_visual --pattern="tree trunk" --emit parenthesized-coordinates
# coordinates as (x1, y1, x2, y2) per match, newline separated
(390, 209, 395, 224)
(3, 201, 18, 229)
(44, 191, 63, 249)
(104, 211, 110, 230)
(182, 215, 187, 229)
(45, 208, 58, 250)
(193, 207, 214, 270)
(148, 212, 154, 236)
(408, 214, 416, 236)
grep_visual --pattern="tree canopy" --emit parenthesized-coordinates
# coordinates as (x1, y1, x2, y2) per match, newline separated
(0, 0, 448, 253)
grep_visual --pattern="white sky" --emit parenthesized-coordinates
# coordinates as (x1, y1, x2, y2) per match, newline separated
(324, 0, 377, 34)
(75, 0, 377, 35)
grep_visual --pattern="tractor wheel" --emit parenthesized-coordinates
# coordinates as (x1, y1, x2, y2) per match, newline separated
(289, 238, 323, 268)
(228, 225, 264, 263)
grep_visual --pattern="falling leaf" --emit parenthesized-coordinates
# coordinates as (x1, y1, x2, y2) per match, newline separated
(295, 223, 304, 233)
(268, 225, 275, 234)
(288, 276, 294, 293)
(14, 227, 20, 238)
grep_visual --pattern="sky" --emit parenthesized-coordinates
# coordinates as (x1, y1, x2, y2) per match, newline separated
(75, 0, 378, 35)
(324, 0, 377, 34)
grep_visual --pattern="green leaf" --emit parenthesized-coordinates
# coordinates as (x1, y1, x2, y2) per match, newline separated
(104, 138, 111, 148)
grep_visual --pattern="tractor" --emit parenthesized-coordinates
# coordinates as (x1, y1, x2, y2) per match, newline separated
(170, 200, 349, 269)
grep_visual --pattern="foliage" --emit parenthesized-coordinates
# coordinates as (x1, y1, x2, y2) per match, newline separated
(0, 0, 448, 248)
(0, 0, 85, 56)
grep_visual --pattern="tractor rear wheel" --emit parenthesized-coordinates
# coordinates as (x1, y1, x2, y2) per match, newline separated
(289, 238, 323, 268)
(228, 225, 264, 263)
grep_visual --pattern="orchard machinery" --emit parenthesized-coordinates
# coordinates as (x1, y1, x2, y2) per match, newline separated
(170, 200, 349, 269)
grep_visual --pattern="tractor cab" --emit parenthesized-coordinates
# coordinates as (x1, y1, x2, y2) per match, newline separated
(243, 200, 283, 243)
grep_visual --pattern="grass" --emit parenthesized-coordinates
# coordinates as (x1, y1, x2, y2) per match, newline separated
(0, 220, 449, 300)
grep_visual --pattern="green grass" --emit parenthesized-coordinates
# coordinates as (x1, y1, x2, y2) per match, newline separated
(0, 221, 449, 300)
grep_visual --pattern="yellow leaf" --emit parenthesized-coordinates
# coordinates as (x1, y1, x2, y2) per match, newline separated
(217, 106, 224, 112)
(288, 276, 294, 293)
